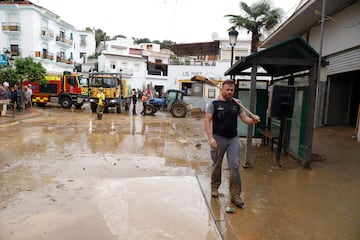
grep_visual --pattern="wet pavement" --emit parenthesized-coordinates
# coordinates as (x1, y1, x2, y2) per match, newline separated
(0, 103, 359, 240)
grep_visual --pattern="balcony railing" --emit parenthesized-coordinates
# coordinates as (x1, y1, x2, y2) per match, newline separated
(56, 56, 73, 64)
(40, 28, 54, 40)
(55, 36, 73, 47)
(42, 53, 54, 61)
(2, 22, 21, 33)
(10, 50, 20, 57)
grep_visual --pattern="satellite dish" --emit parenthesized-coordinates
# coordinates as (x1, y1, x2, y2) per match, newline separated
(211, 32, 219, 40)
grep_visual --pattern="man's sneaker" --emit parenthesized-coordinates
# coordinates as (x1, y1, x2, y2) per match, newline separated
(231, 196, 245, 208)
(211, 188, 219, 198)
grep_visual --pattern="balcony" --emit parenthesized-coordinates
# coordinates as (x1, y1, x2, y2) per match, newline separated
(56, 56, 73, 65)
(2, 22, 21, 35)
(10, 50, 21, 57)
(40, 28, 54, 41)
(35, 51, 54, 61)
(55, 36, 73, 48)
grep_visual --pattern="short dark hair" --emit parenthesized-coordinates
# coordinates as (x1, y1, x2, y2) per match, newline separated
(222, 80, 235, 87)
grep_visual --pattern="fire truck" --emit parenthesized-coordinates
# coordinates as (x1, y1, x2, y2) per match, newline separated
(88, 72, 132, 113)
(24, 71, 88, 109)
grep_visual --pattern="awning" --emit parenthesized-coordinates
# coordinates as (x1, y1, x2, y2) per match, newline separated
(224, 37, 319, 77)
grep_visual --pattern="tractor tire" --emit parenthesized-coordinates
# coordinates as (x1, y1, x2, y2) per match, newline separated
(170, 102, 187, 118)
(60, 98, 73, 109)
(90, 102, 97, 113)
(145, 104, 155, 115)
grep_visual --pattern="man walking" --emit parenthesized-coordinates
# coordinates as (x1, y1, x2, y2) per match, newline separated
(132, 89, 137, 115)
(96, 87, 105, 120)
(204, 80, 260, 208)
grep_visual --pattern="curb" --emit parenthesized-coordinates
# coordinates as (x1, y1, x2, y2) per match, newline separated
(0, 108, 42, 126)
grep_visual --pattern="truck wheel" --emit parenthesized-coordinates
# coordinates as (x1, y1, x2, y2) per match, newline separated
(116, 105, 121, 114)
(60, 98, 73, 109)
(170, 102, 186, 118)
(145, 105, 155, 115)
(125, 102, 129, 110)
(90, 102, 97, 113)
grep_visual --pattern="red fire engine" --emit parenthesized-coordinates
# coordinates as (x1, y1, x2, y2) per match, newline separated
(23, 71, 88, 109)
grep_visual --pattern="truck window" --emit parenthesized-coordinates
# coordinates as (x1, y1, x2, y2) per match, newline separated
(78, 76, 88, 87)
(67, 76, 76, 87)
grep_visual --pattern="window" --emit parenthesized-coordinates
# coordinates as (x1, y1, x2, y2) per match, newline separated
(10, 44, 19, 56)
(208, 89, 216, 98)
(67, 76, 76, 86)
(59, 30, 65, 39)
(80, 35, 87, 46)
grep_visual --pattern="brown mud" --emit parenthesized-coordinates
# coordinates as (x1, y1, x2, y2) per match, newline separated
(0, 104, 359, 239)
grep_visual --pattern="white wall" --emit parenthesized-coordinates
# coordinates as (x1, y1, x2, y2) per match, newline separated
(306, 1, 360, 57)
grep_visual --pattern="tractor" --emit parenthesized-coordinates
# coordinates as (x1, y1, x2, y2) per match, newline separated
(144, 89, 187, 118)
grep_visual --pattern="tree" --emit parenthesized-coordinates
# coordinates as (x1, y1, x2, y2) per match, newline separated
(0, 57, 46, 86)
(15, 57, 47, 85)
(225, 1, 283, 53)
(0, 66, 19, 87)
(112, 34, 127, 40)
(133, 37, 151, 44)
(94, 28, 111, 48)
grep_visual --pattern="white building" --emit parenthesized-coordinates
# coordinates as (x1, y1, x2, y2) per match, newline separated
(96, 38, 172, 93)
(0, 0, 94, 74)
(74, 29, 96, 72)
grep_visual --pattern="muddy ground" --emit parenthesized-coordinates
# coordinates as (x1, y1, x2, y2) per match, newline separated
(0, 103, 359, 240)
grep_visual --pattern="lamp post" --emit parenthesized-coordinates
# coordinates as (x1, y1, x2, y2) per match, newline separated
(4, 49, 14, 66)
(228, 26, 238, 96)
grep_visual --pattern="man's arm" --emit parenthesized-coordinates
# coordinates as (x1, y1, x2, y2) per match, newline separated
(204, 112, 217, 148)
(239, 111, 260, 125)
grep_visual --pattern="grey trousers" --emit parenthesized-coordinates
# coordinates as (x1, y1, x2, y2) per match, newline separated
(210, 134, 241, 198)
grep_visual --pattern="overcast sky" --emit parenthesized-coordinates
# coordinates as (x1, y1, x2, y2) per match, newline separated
(36, 0, 299, 43)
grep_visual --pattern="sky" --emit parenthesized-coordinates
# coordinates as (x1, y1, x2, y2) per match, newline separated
(36, 0, 300, 43)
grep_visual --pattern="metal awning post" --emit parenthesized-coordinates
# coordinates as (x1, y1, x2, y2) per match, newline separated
(244, 63, 257, 166)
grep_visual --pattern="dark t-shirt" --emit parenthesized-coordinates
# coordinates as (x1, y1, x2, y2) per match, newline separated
(206, 99, 243, 138)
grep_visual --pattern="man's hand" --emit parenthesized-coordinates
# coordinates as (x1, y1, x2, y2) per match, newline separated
(251, 114, 261, 124)
(208, 137, 217, 148)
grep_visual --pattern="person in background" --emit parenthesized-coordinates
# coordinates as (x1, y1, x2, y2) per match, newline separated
(140, 91, 148, 116)
(96, 87, 105, 120)
(132, 88, 137, 115)
(0, 85, 9, 116)
(204, 80, 260, 208)
(26, 83, 33, 108)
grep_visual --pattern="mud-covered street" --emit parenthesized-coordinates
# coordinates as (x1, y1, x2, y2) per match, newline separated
(0, 104, 359, 240)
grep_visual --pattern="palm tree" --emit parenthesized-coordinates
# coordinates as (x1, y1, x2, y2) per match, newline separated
(225, 1, 284, 53)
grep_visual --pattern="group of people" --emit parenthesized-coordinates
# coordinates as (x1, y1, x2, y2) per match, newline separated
(0, 81, 33, 115)
(95, 88, 149, 120)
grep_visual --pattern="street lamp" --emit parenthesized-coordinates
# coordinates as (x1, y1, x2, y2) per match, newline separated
(228, 26, 238, 96)
(228, 26, 238, 67)
(4, 49, 14, 66)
